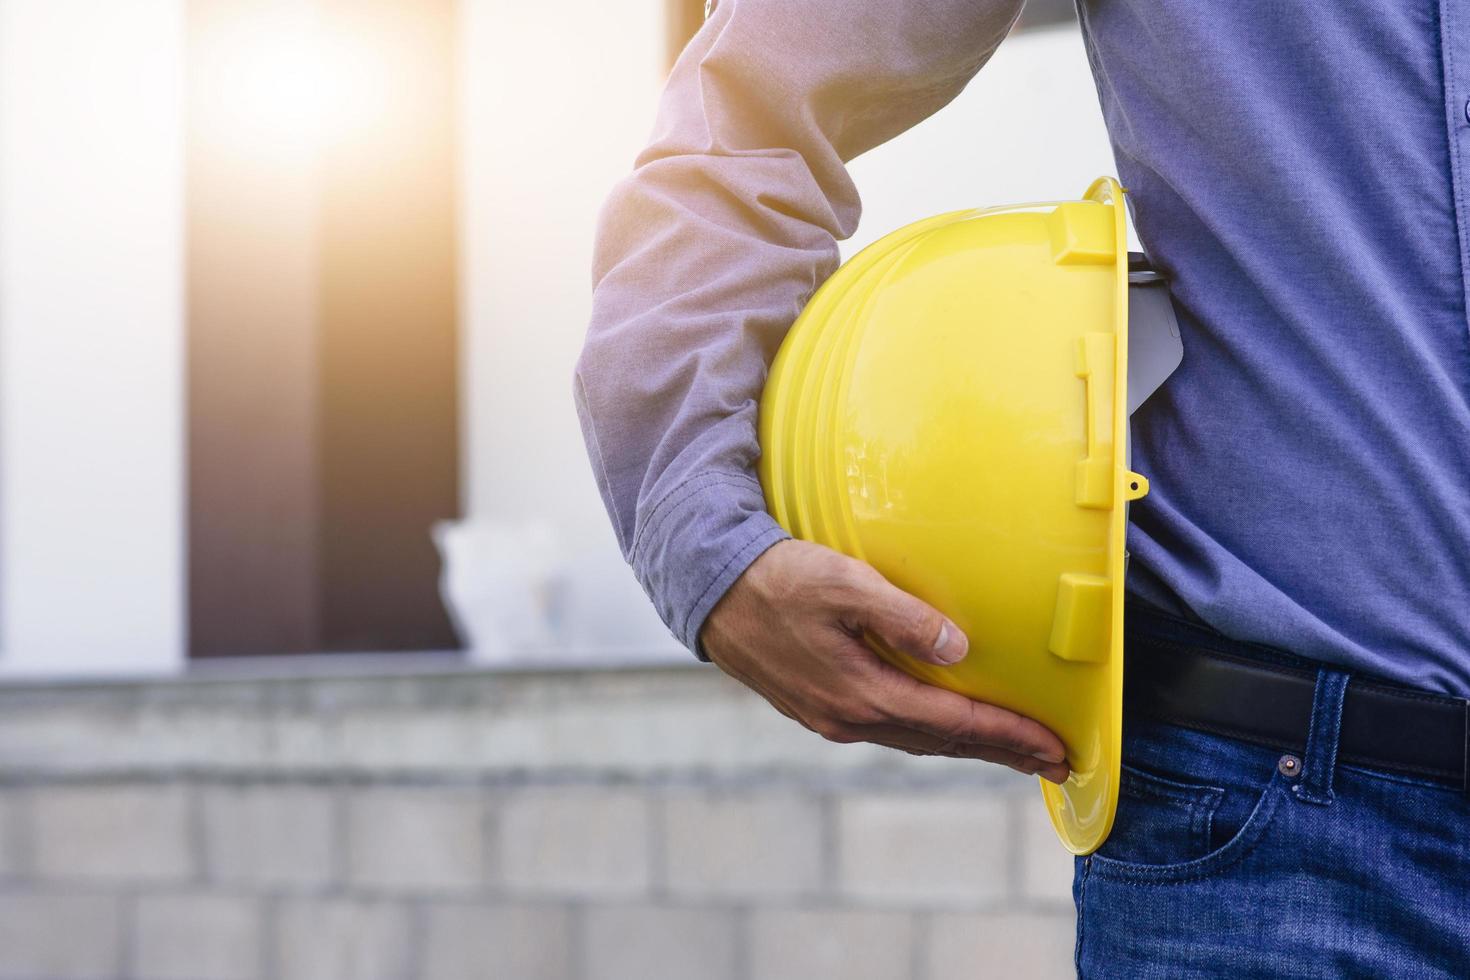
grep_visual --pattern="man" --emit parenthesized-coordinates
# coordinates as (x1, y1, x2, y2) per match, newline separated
(575, 1, 1470, 974)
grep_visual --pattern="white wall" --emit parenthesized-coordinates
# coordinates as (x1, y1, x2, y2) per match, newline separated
(0, 0, 185, 676)
(454, 13, 1120, 662)
(456, 0, 684, 663)
(846, 25, 1125, 256)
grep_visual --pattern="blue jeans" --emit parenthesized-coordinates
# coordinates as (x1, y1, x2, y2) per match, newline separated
(1074, 607, 1470, 978)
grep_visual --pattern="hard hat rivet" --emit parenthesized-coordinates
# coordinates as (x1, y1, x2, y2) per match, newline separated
(1129, 481, 1139, 491)
(1278, 754, 1301, 777)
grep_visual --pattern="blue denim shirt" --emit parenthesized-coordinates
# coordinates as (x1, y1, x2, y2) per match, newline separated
(575, 0, 1470, 695)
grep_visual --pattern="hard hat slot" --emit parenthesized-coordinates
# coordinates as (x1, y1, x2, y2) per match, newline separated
(1073, 333, 1116, 510)
(1127, 276, 1184, 415)
(1127, 250, 1167, 284)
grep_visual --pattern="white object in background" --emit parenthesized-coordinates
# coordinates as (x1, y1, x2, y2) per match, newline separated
(434, 521, 565, 661)
(0, 0, 185, 677)
(434, 519, 684, 667)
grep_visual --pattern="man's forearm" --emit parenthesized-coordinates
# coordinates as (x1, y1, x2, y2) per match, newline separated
(574, 0, 1024, 653)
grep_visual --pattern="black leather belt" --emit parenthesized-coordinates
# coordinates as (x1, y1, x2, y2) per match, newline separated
(1126, 631, 1470, 793)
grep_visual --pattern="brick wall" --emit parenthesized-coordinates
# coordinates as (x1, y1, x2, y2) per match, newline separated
(0, 662, 1076, 979)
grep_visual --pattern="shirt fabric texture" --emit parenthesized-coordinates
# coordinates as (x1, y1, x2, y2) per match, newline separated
(574, 0, 1470, 695)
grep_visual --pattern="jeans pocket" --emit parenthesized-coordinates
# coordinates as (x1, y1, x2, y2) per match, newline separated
(1095, 763, 1225, 866)
(1088, 762, 1287, 884)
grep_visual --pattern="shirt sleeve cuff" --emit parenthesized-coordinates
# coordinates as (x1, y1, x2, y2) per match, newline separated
(629, 471, 791, 659)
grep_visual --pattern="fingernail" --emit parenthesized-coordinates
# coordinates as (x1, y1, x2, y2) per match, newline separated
(933, 620, 968, 665)
(1032, 749, 1065, 765)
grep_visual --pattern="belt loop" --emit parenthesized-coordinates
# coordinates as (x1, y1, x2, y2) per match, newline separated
(1294, 669, 1350, 806)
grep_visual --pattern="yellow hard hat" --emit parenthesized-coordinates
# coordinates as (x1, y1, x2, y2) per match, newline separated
(758, 177, 1181, 854)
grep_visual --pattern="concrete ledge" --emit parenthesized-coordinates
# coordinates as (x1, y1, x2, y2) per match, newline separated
(0, 660, 1023, 791)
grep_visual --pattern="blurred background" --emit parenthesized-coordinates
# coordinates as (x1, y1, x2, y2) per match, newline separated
(0, 0, 1118, 977)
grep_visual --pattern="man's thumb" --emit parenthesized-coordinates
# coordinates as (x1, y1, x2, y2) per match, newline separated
(859, 579, 969, 667)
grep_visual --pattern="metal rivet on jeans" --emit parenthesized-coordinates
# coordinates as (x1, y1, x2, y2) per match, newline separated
(1278, 754, 1301, 777)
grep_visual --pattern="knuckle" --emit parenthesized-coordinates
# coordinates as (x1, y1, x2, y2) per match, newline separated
(831, 561, 877, 601)
(811, 717, 863, 744)
(901, 607, 938, 648)
(802, 714, 831, 739)
(932, 699, 980, 745)
(863, 676, 909, 725)
(842, 698, 886, 728)
(833, 681, 891, 727)
(931, 738, 962, 758)
(808, 717, 843, 742)
(987, 713, 1031, 754)
(838, 689, 890, 729)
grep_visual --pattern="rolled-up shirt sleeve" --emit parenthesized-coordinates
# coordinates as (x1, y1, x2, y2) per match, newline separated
(574, 0, 1023, 656)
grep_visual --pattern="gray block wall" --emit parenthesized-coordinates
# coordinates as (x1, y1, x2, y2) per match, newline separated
(0, 662, 1077, 979)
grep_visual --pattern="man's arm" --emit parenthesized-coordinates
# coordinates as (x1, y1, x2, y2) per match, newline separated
(575, 0, 1069, 779)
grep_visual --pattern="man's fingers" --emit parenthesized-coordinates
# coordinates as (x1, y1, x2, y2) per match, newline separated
(861, 726, 1070, 783)
(844, 565, 968, 667)
(724, 644, 1068, 779)
(872, 662, 1069, 764)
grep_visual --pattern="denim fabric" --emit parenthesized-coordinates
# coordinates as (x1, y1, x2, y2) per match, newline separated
(578, 0, 1470, 684)
(1076, 608, 1470, 977)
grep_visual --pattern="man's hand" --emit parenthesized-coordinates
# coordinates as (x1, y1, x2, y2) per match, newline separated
(700, 540, 1071, 783)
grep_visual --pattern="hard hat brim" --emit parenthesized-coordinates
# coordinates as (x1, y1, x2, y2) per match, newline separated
(1037, 176, 1131, 855)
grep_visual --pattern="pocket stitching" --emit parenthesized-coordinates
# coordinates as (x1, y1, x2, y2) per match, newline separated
(1113, 764, 1226, 870)
(1120, 764, 1226, 811)
(1087, 771, 1287, 886)
(1194, 799, 1215, 849)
